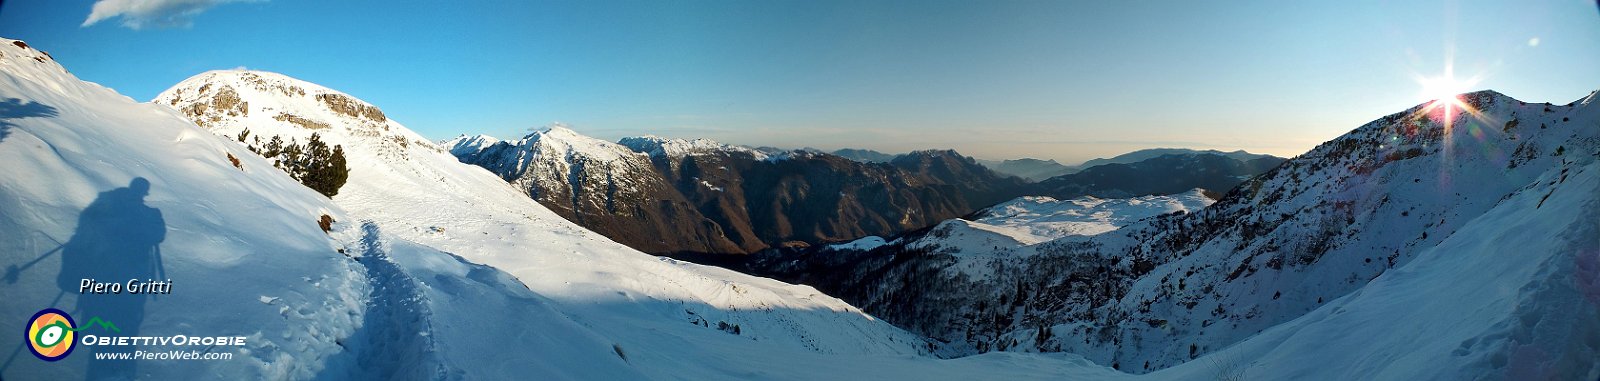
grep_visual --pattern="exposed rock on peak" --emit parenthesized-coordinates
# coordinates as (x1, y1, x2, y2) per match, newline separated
(154, 69, 438, 161)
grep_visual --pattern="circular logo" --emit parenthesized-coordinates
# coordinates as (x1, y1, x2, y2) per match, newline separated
(26, 308, 76, 361)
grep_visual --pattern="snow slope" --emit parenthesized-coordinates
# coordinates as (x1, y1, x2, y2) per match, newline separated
(0, 38, 367, 380)
(1079, 90, 1600, 371)
(1145, 159, 1600, 380)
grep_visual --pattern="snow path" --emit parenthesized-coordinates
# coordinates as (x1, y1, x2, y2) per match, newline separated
(316, 222, 448, 380)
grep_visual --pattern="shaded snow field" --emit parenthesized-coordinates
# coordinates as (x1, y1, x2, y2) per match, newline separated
(831, 189, 1212, 254)
(970, 190, 1213, 242)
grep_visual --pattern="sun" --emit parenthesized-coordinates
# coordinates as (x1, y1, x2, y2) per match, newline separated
(1413, 64, 1481, 105)
(1409, 64, 1489, 133)
(1419, 76, 1467, 103)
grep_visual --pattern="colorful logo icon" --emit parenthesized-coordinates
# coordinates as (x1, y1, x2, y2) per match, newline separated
(26, 308, 77, 361)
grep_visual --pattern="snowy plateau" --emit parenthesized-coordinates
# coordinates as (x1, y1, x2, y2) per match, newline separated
(1, 37, 1598, 380)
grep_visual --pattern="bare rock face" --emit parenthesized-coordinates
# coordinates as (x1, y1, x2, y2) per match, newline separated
(173, 84, 247, 128)
(273, 113, 330, 130)
(315, 93, 386, 123)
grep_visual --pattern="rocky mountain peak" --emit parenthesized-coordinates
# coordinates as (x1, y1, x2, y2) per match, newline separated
(154, 70, 439, 158)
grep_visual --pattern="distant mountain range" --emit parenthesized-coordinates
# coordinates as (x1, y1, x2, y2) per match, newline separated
(1078, 148, 1279, 168)
(1035, 153, 1285, 199)
(976, 158, 1076, 181)
(824, 147, 1280, 183)
(447, 132, 1033, 255)
(445, 131, 1283, 256)
(832, 148, 898, 163)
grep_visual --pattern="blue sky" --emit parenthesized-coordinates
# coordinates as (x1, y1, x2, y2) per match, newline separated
(1, 0, 1597, 163)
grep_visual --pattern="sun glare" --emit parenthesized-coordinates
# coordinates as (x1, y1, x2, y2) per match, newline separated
(1415, 64, 1480, 105)
(1410, 63, 1490, 135)
(1419, 76, 1468, 104)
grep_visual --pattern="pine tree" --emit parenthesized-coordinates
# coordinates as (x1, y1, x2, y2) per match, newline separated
(238, 132, 349, 197)
(328, 144, 348, 193)
(265, 135, 283, 158)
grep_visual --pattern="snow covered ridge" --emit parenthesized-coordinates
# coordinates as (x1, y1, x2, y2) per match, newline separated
(440, 133, 499, 156)
(618, 135, 770, 160)
(440, 124, 749, 253)
(452, 124, 655, 167)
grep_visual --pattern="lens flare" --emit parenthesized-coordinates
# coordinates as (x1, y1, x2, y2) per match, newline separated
(1411, 63, 1484, 133)
(1419, 76, 1471, 105)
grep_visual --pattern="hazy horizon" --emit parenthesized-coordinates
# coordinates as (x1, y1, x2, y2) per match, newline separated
(2, 0, 1597, 163)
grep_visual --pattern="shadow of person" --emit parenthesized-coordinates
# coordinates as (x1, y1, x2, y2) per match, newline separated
(0, 98, 60, 144)
(55, 177, 165, 380)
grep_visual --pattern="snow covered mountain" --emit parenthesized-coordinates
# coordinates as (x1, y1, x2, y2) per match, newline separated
(451, 131, 1032, 255)
(441, 133, 498, 157)
(750, 89, 1600, 375)
(445, 125, 747, 254)
(617, 135, 771, 161)
(157, 70, 438, 165)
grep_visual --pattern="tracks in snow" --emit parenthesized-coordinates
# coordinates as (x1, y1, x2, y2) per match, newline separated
(318, 221, 450, 380)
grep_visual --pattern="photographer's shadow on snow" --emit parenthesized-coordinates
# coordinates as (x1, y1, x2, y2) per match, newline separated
(56, 177, 167, 380)
(0, 98, 59, 143)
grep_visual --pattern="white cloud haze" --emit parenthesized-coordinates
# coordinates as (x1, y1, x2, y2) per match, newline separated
(82, 0, 259, 30)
